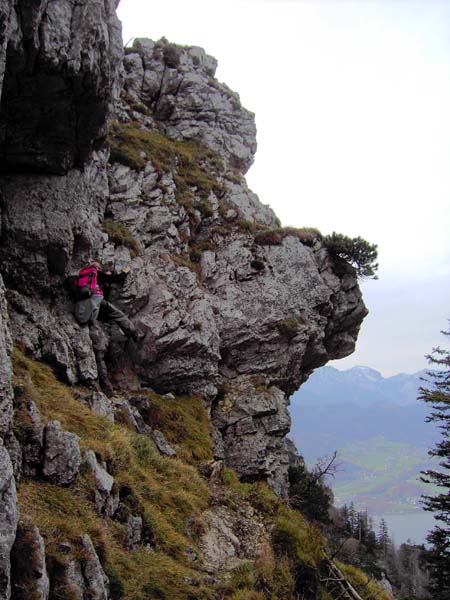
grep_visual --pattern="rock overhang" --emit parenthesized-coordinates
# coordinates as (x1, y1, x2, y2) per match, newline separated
(0, 16, 368, 498)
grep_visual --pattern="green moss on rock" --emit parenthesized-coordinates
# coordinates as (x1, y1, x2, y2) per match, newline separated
(274, 318, 299, 339)
(101, 219, 141, 256)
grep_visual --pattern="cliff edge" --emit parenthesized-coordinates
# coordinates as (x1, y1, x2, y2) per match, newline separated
(0, 3, 374, 599)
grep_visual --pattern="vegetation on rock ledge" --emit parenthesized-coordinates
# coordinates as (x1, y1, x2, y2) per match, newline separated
(10, 351, 392, 600)
(254, 227, 322, 247)
(108, 121, 225, 195)
(101, 219, 141, 256)
(323, 232, 379, 279)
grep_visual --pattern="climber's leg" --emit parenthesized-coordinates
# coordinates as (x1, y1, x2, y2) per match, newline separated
(89, 321, 113, 394)
(99, 300, 137, 339)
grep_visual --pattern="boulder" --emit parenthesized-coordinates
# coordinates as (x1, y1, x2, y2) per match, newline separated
(125, 514, 143, 550)
(52, 536, 109, 600)
(112, 397, 150, 434)
(151, 430, 177, 458)
(14, 398, 44, 478)
(43, 421, 81, 486)
(200, 504, 269, 574)
(79, 534, 110, 600)
(84, 450, 119, 517)
(86, 392, 115, 422)
(11, 522, 50, 600)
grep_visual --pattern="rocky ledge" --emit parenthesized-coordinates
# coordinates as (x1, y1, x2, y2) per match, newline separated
(0, 5, 369, 598)
(0, 30, 367, 497)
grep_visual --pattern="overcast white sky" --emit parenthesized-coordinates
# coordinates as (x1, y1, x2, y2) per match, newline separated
(118, 0, 450, 375)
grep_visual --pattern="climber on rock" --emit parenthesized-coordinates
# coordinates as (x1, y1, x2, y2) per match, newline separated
(75, 260, 139, 337)
(73, 260, 142, 394)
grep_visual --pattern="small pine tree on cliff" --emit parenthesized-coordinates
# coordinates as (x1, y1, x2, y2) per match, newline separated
(324, 232, 378, 279)
(288, 453, 338, 524)
(419, 325, 450, 600)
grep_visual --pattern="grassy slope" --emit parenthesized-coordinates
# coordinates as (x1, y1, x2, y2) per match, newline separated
(14, 350, 214, 599)
(12, 351, 392, 600)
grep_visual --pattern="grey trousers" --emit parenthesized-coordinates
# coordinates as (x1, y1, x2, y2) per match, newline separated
(97, 299, 135, 337)
(89, 298, 135, 388)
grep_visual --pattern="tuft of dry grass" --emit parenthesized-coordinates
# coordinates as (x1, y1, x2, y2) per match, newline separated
(101, 219, 141, 257)
(274, 318, 299, 339)
(13, 350, 214, 598)
(137, 392, 214, 464)
(108, 121, 225, 197)
(335, 562, 394, 600)
(12, 350, 388, 600)
(254, 227, 322, 247)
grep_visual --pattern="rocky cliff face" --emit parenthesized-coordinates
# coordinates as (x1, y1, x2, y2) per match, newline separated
(0, 3, 369, 598)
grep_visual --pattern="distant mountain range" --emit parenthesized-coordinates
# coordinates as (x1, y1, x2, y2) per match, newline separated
(292, 365, 429, 407)
(289, 366, 439, 514)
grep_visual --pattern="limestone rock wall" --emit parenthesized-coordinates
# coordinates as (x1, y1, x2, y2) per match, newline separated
(0, 161, 110, 384)
(120, 38, 257, 173)
(100, 39, 367, 493)
(0, 31, 368, 497)
(0, 7, 369, 596)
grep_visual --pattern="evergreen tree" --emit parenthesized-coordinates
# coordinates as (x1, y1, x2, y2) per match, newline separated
(356, 510, 369, 543)
(341, 504, 352, 536)
(288, 462, 333, 524)
(364, 529, 378, 557)
(348, 501, 357, 536)
(377, 518, 391, 559)
(323, 232, 379, 279)
(419, 326, 450, 600)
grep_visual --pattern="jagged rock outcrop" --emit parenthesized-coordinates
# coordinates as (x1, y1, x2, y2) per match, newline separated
(120, 38, 257, 173)
(212, 376, 291, 494)
(0, 5, 371, 596)
(10, 522, 50, 600)
(0, 31, 367, 498)
(42, 420, 81, 486)
(0, 276, 16, 600)
(0, 2, 13, 92)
